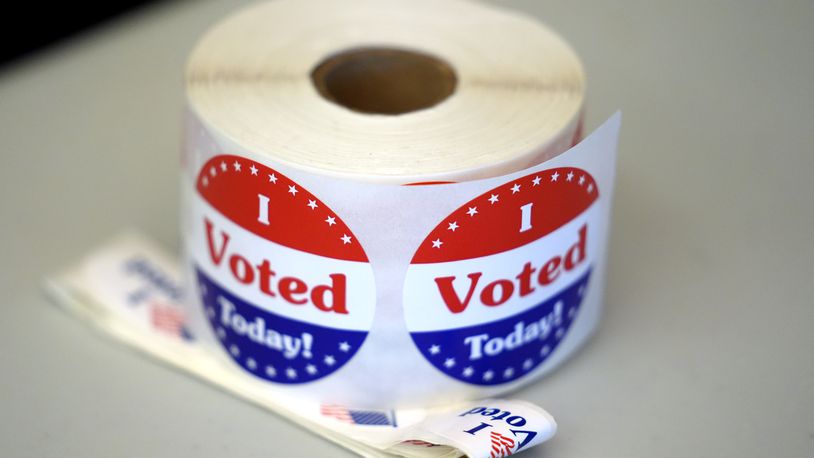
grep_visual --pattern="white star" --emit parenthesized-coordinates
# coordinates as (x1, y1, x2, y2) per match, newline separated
(229, 344, 240, 356)
(325, 216, 336, 226)
(216, 327, 226, 339)
(339, 341, 351, 352)
(462, 366, 474, 377)
(566, 171, 574, 181)
(511, 183, 521, 194)
(209, 166, 217, 177)
(429, 345, 441, 355)
(431, 238, 443, 248)
(483, 370, 494, 381)
(523, 358, 534, 370)
(286, 367, 297, 379)
(444, 358, 456, 368)
(532, 176, 542, 186)
(488, 194, 499, 204)
(306, 364, 318, 375)
(551, 171, 560, 182)
(232, 161, 241, 171)
(288, 185, 298, 196)
(467, 206, 478, 217)
(323, 355, 336, 366)
(206, 307, 215, 318)
(568, 307, 577, 318)
(503, 367, 515, 378)
(220, 161, 228, 172)
(246, 358, 257, 370)
(447, 221, 459, 231)
(265, 365, 277, 377)
(587, 183, 595, 193)
(540, 345, 551, 356)
(202, 176, 208, 186)
(579, 175, 586, 185)
(341, 234, 352, 244)
(249, 164, 258, 175)
(578, 285, 585, 296)
(307, 199, 318, 210)
(268, 173, 278, 183)
(556, 328, 565, 340)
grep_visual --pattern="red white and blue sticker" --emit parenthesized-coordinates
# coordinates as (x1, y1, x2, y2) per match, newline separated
(404, 168, 600, 385)
(191, 155, 376, 384)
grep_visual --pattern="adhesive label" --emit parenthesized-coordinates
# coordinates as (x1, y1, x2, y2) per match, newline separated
(404, 168, 600, 385)
(191, 155, 376, 384)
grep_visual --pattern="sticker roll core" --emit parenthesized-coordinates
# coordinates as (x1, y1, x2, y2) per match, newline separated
(185, 0, 584, 183)
(181, 0, 606, 408)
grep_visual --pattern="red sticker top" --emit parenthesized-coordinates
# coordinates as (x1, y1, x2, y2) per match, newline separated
(412, 167, 599, 264)
(196, 155, 368, 262)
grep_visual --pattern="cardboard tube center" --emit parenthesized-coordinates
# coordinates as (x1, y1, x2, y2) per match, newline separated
(311, 47, 457, 115)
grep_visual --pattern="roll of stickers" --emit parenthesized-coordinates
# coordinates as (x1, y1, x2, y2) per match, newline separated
(47, 0, 621, 453)
(180, 0, 617, 409)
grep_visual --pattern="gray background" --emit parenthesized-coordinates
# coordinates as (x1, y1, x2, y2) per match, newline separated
(1, 0, 812, 456)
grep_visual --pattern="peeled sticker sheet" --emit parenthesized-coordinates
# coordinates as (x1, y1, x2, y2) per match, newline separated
(46, 233, 560, 458)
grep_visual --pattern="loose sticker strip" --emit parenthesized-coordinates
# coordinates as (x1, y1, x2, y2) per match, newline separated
(404, 168, 600, 385)
(193, 155, 376, 384)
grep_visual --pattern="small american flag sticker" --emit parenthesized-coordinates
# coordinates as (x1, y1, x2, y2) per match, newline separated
(489, 431, 516, 458)
(320, 404, 397, 426)
(150, 302, 188, 338)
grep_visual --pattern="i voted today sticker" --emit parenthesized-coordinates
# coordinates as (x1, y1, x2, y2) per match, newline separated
(404, 168, 600, 386)
(191, 155, 376, 384)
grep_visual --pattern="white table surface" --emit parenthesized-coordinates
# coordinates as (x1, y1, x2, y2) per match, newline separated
(1, 1, 812, 456)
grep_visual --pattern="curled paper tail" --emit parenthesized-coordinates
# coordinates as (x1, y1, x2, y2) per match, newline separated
(45, 232, 557, 458)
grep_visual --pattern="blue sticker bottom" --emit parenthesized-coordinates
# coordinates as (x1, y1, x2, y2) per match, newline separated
(410, 269, 591, 386)
(196, 267, 367, 384)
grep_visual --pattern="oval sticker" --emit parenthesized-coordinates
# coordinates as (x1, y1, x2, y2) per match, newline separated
(191, 155, 375, 384)
(404, 168, 599, 385)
